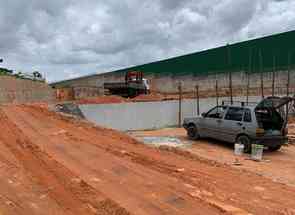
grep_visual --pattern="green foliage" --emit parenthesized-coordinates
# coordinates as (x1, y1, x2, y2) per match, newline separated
(0, 67, 13, 76)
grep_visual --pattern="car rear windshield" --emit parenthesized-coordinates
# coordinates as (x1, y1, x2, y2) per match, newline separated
(255, 108, 284, 130)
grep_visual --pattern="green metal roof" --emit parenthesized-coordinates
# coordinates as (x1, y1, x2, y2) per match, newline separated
(52, 30, 295, 86)
(110, 30, 295, 77)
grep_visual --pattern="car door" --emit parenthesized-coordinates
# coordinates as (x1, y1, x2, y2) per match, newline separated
(198, 106, 227, 138)
(218, 107, 245, 143)
(242, 108, 256, 138)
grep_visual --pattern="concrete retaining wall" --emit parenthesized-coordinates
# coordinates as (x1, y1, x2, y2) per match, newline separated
(79, 96, 264, 131)
(0, 76, 55, 104)
(52, 69, 295, 97)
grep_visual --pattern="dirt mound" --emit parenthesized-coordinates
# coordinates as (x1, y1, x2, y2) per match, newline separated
(2, 104, 295, 214)
(0, 106, 131, 215)
(75, 94, 167, 105)
(76, 96, 126, 105)
(131, 93, 165, 102)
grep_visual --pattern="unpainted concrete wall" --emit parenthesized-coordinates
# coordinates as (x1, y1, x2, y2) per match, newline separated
(52, 69, 295, 97)
(79, 96, 264, 131)
(145, 70, 295, 95)
(0, 76, 55, 104)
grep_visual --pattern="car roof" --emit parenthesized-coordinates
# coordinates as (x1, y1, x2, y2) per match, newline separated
(221, 96, 294, 111)
(221, 105, 256, 110)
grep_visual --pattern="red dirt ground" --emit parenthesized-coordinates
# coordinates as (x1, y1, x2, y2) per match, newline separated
(130, 93, 166, 102)
(76, 96, 126, 105)
(131, 126, 295, 188)
(0, 104, 295, 214)
(75, 94, 167, 105)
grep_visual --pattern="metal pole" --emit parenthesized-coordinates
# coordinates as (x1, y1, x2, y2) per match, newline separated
(196, 85, 200, 115)
(246, 72, 250, 105)
(102, 75, 105, 96)
(286, 53, 291, 124)
(178, 82, 182, 128)
(259, 50, 264, 98)
(287, 52, 291, 96)
(227, 44, 233, 104)
(215, 79, 219, 106)
(272, 55, 276, 97)
(246, 48, 252, 105)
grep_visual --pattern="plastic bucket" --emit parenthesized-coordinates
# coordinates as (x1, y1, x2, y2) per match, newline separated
(251, 144, 264, 161)
(234, 144, 244, 156)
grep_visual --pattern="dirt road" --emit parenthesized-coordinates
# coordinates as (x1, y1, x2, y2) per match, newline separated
(0, 105, 295, 214)
(131, 127, 295, 188)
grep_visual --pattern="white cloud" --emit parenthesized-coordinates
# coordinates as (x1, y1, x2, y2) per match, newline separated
(0, 0, 294, 82)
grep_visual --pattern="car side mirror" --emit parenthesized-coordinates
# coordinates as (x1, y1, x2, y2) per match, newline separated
(201, 112, 206, 117)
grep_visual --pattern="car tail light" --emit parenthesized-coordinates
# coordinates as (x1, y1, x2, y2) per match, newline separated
(256, 128, 265, 136)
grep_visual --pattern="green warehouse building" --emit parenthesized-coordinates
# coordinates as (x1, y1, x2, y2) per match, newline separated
(51, 30, 295, 96)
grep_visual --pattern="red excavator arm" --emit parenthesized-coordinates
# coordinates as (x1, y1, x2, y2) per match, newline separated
(125, 71, 143, 83)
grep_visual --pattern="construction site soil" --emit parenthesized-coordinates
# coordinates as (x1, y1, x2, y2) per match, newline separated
(76, 96, 126, 105)
(131, 126, 295, 188)
(75, 94, 179, 105)
(0, 104, 295, 214)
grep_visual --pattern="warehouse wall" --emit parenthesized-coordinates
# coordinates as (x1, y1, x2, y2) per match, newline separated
(51, 69, 295, 97)
(144, 69, 295, 95)
(98, 69, 295, 95)
(51, 30, 295, 97)
(0, 76, 55, 104)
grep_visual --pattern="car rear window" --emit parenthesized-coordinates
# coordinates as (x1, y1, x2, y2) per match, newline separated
(255, 108, 284, 130)
(225, 107, 244, 121)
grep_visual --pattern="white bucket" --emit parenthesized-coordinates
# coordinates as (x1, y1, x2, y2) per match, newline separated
(251, 144, 264, 161)
(234, 144, 244, 156)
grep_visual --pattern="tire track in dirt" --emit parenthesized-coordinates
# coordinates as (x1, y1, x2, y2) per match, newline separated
(4, 104, 295, 215)
(9, 105, 221, 214)
(0, 107, 131, 215)
(22, 105, 295, 215)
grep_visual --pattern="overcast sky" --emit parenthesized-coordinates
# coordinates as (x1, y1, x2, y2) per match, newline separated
(0, 0, 294, 82)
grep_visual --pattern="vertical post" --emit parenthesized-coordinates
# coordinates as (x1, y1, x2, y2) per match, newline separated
(246, 72, 250, 105)
(246, 48, 252, 105)
(287, 52, 291, 96)
(259, 50, 264, 98)
(227, 44, 233, 104)
(178, 82, 182, 128)
(286, 53, 291, 124)
(272, 55, 276, 97)
(196, 85, 200, 115)
(102, 75, 105, 96)
(215, 79, 219, 106)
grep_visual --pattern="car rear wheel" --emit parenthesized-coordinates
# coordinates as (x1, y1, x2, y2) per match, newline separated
(237, 135, 251, 153)
(187, 125, 199, 140)
(268, 145, 281, 152)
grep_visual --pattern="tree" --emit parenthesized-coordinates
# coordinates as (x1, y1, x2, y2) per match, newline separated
(33, 71, 42, 79)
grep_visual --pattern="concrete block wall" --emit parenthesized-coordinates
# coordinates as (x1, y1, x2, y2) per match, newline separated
(144, 70, 295, 96)
(52, 69, 295, 97)
(0, 76, 55, 104)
